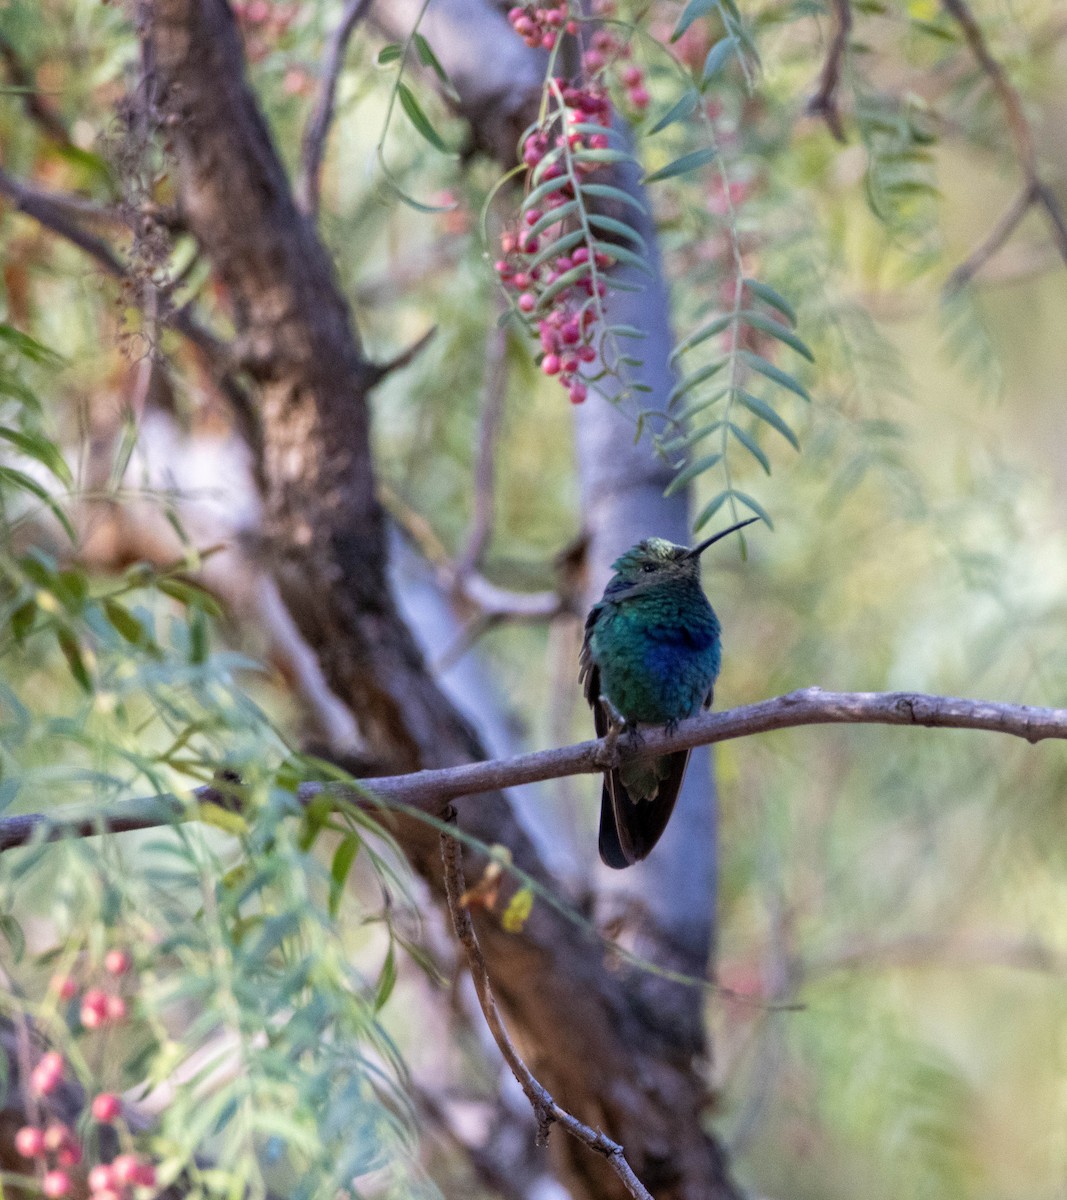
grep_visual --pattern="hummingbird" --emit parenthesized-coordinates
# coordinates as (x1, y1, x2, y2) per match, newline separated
(578, 518, 757, 868)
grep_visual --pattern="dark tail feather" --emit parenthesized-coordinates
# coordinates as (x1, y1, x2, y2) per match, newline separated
(597, 750, 691, 869)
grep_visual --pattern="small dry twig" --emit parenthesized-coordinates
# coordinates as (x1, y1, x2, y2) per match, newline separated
(299, 0, 375, 216)
(806, 0, 853, 142)
(941, 0, 1067, 287)
(439, 809, 654, 1200)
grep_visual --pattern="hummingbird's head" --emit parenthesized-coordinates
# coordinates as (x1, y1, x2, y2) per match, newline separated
(606, 519, 758, 592)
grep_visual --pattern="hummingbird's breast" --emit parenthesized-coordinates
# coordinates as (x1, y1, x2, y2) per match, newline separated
(591, 584, 721, 725)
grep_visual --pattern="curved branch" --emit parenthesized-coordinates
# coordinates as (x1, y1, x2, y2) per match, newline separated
(3, 688, 1063, 852)
(806, 0, 853, 142)
(440, 816, 654, 1200)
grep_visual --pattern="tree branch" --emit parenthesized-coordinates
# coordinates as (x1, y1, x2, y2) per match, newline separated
(298, 0, 374, 216)
(941, 0, 1067, 281)
(806, 0, 853, 142)
(0, 33, 75, 149)
(440, 814, 654, 1200)
(4, 688, 1065, 853)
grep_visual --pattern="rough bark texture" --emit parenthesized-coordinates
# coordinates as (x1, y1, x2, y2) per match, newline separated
(138, 2, 742, 1197)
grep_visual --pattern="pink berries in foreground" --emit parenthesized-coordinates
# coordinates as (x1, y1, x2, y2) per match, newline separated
(91, 1092, 122, 1122)
(111, 1154, 154, 1188)
(104, 949, 132, 976)
(88, 1165, 115, 1193)
(30, 1051, 64, 1095)
(14, 1125, 45, 1158)
(42, 1170, 70, 1198)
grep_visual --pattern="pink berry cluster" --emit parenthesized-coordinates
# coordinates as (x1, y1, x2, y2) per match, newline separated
(506, 3, 577, 51)
(581, 27, 650, 111)
(495, 81, 621, 404)
(13, 949, 158, 1199)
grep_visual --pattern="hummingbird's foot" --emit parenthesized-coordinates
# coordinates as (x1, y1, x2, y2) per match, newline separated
(664, 717, 680, 737)
(595, 696, 629, 769)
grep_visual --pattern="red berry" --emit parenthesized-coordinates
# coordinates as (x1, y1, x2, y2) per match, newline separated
(104, 949, 131, 977)
(92, 1093, 122, 1122)
(42, 1171, 70, 1198)
(622, 64, 643, 87)
(88, 1165, 115, 1193)
(541, 31, 557, 49)
(568, 381, 588, 403)
(81, 988, 108, 1028)
(583, 50, 605, 71)
(578, 344, 598, 362)
(133, 1162, 157, 1188)
(523, 208, 543, 227)
(111, 1155, 140, 1187)
(14, 1126, 44, 1158)
(518, 293, 536, 313)
(545, 7, 565, 26)
(542, 354, 561, 375)
(507, 6, 524, 21)
(628, 85, 650, 109)
(51, 975, 78, 1000)
(105, 995, 128, 1023)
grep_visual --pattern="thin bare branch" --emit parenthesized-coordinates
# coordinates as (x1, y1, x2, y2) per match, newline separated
(0, 165, 256, 440)
(806, 0, 853, 142)
(456, 309, 510, 580)
(4, 687, 1067, 852)
(298, 0, 375, 216)
(944, 183, 1033, 291)
(0, 33, 75, 149)
(941, 0, 1067, 280)
(440, 813, 655, 1200)
(366, 324, 439, 386)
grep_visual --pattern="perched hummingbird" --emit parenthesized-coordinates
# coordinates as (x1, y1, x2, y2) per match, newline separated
(579, 518, 757, 868)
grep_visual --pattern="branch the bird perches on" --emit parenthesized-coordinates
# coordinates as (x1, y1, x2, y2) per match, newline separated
(1, 687, 1065, 852)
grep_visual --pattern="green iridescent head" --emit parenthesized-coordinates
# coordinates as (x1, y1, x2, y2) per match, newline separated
(608, 518, 758, 588)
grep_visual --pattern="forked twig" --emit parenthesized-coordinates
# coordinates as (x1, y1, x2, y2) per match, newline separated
(806, 0, 853, 142)
(439, 810, 654, 1200)
(941, 0, 1067, 286)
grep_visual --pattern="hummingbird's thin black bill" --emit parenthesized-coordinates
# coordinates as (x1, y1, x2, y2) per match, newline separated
(684, 516, 760, 559)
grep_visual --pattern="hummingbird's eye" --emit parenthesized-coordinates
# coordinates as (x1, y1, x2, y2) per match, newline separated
(642, 562, 657, 573)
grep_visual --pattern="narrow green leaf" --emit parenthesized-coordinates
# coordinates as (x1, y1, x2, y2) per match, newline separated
(526, 199, 581, 238)
(374, 943, 397, 1012)
(693, 490, 731, 531)
(660, 419, 723, 455)
(741, 310, 815, 361)
(649, 90, 700, 135)
(103, 599, 148, 646)
(587, 212, 647, 251)
(157, 578, 224, 619)
(608, 325, 648, 339)
(397, 82, 452, 153)
(536, 262, 593, 310)
(672, 0, 717, 42)
(736, 390, 801, 449)
(0, 324, 64, 366)
(529, 227, 586, 271)
(578, 182, 649, 217)
(0, 427, 73, 487)
(674, 387, 731, 423)
(571, 147, 634, 167)
(732, 489, 774, 527)
(739, 350, 812, 401)
(643, 146, 718, 184)
(700, 36, 740, 86)
(728, 421, 771, 474)
(668, 358, 727, 404)
(413, 34, 456, 97)
(670, 314, 732, 362)
(599, 240, 654, 277)
(329, 834, 361, 918)
(0, 467, 76, 543)
(376, 44, 402, 66)
(55, 627, 92, 692)
(665, 451, 724, 497)
(523, 175, 574, 212)
(744, 277, 797, 326)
